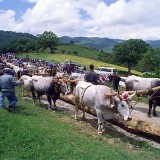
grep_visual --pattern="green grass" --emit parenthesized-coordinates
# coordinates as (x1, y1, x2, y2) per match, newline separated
(19, 52, 143, 76)
(0, 87, 160, 159)
(56, 44, 100, 59)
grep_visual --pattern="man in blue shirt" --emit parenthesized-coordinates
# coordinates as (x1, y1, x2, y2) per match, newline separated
(0, 68, 23, 112)
(84, 64, 99, 85)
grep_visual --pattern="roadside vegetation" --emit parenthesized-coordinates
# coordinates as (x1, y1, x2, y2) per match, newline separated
(0, 87, 160, 160)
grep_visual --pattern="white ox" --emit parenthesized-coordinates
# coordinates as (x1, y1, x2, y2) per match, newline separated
(69, 73, 85, 81)
(125, 75, 160, 117)
(74, 81, 132, 134)
(21, 75, 32, 96)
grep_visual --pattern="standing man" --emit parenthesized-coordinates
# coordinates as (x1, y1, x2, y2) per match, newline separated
(84, 64, 99, 85)
(112, 72, 121, 91)
(0, 68, 23, 112)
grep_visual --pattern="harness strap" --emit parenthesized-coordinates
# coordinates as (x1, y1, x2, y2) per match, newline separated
(80, 85, 92, 107)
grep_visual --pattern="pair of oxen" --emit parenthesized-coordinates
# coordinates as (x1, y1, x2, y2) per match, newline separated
(21, 75, 160, 134)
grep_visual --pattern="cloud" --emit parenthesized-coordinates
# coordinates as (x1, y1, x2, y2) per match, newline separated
(0, 10, 17, 31)
(0, 0, 160, 40)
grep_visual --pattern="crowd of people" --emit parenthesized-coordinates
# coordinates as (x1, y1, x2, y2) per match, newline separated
(0, 53, 121, 113)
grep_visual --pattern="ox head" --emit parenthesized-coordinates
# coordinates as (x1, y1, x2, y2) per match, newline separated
(115, 97, 132, 121)
(105, 90, 132, 121)
(52, 79, 70, 95)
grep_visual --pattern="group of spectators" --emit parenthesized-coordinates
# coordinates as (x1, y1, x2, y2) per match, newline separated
(0, 52, 121, 113)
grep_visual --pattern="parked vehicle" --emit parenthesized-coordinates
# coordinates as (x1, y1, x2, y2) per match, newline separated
(119, 76, 127, 88)
(94, 67, 117, 76)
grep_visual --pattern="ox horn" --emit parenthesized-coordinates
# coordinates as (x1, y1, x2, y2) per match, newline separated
(117, 89, 123, 101)
(105, 88, 117, 98)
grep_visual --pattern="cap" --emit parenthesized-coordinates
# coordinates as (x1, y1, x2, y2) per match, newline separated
(3, 68, 11, 74)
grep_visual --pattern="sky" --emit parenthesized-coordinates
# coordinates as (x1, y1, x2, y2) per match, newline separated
(0, 0, 160, 40)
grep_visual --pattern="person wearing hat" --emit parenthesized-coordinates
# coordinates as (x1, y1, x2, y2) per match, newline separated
(0, 68, 23, 112)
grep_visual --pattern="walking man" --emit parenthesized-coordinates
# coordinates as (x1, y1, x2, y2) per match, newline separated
(0, 68, 23, 112)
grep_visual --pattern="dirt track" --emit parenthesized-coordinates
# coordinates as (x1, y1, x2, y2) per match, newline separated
(131, 102, 160, 131)
(40, 97, 160, 148)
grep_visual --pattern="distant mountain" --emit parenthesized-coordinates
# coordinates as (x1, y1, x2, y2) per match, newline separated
(59, 36, 119, 51)
(146, 40, 160, 48)
(0, 30, 36, 43)
(59, 36, 160, 51)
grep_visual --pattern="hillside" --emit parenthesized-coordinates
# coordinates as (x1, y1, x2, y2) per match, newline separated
(0, 30, 36, 43)
(56, 44, 100, 59)
(1, 30, 160, 51)
(59, 36, 160, 51)
(59, 36, 118, 52)
(19, 52, 143, 76)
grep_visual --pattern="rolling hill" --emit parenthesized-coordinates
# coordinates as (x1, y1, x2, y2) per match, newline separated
(59, 36, 160, 51)
(1, 30, 160, 51)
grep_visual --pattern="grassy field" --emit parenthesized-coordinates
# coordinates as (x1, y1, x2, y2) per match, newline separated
(0, 87, 160, 159)
(19, 52, 143, 76)
(56, 44, 100, 59)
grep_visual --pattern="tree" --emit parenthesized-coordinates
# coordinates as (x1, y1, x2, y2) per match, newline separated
(37, 31, 59, 53)
(113, 39, 150, 74)
(98, 51, 114, 63)
(60, 49, 65, 54)
(137, 48, 160, 77)
(70, 40, 74, 44)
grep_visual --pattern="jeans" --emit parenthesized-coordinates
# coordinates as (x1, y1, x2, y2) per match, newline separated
(0, 93, 5, 108)
(0, 92, 18, 110)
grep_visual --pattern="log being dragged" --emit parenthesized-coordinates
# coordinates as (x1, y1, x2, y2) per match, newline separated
(105, 86, 160, 97)
(60, 93, 160, 141)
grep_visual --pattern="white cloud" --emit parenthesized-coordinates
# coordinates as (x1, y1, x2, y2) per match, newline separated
(1, 0, 160, 40)
(0, 10, 17, 31)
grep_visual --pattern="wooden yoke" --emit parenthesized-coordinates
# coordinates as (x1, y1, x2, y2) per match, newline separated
(105, 86, 160, 98)
(122, 86, 160, 96)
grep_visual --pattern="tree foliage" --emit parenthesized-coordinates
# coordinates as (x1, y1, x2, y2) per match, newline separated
(137, 48, 160, 77)
(113, 39, 150, 74)
(37, 31, 59, 53)
(98, 50, 114, 63)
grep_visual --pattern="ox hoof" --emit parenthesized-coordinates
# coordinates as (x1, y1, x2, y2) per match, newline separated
(153, 112, 158, 117)
(109, 104, 115, 109)
(52, 107, 57, 111)
(98, 131, 105, 135)
(81, 117, 86, 121)
(75, 117, 79, 120)
(147, 113, 151, 117)
(98, 131, 103, 134)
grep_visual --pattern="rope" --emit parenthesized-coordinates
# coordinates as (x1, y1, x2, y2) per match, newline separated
(129, 89, 160, 113)
(129, 96, 141, 113)
(80, 85, 92, 107)
(148, 89, 159, 99)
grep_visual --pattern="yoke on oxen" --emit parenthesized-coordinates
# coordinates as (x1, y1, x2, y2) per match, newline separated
(107, 85, 160, 117)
